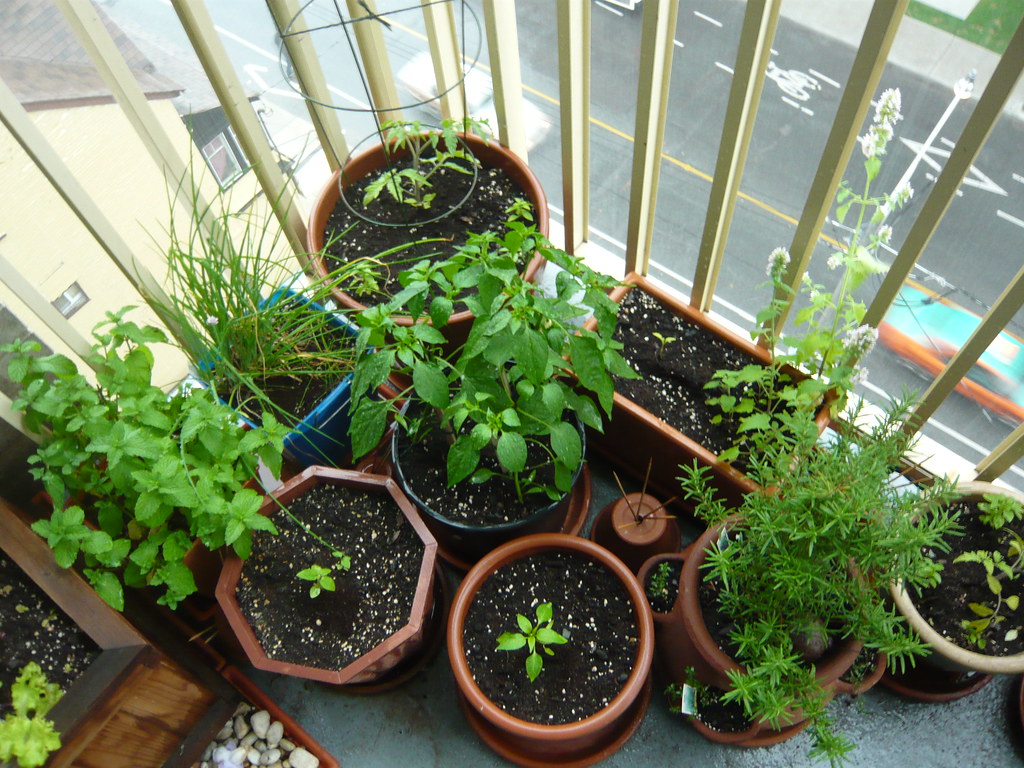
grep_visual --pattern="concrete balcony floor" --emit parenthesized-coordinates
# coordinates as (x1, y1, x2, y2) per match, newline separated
(247, 455, 1024, 767)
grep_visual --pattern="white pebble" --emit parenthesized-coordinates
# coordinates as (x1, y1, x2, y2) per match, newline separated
(279, 738, 296, 752)
(262, 748, 282, 765)
(241, 732, 258, 748)
(289, 747, 320, 768)
(250, 710, 271, 739)
(247, 747, 262, 764)
(234, 715, 250, 739)
(230, 746, 247, 764)
(216, 724, 233, 741)
(266, 721, 284, 747)
(212, 746, 230, 763)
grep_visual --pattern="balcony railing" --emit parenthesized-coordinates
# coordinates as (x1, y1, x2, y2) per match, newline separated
(1, 0, 1023, 493)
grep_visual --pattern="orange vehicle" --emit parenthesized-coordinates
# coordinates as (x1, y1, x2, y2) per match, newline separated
(878, 285, 1024, 425)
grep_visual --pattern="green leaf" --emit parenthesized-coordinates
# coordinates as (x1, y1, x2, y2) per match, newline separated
(535, 602, 552, 624)
(85, 569, 124, 610)
(738, 412, 771, 433)
(568, 335, 613, 414)
(517, 613, 533, 633)
(525, 651, 543, 682)
(1007, 595, 1020, 611)
(549, 422, 582, 470)
(447, 436, 480, 485)
(987, 574, 1002, 595)
(968, 602, 994, 617)
(536, 627, 568, 645)
(496, 632, 527, 651)
(429, 296, 454, 328)
(350, 398, 389, 459)
(496, 431, 528, 473)
(412, 361, 449, 409)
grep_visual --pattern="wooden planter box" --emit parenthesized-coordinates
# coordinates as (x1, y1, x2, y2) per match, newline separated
(0, 498, 228, 768)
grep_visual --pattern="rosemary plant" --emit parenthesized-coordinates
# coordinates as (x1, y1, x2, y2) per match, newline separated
(678, 396, 961, 766)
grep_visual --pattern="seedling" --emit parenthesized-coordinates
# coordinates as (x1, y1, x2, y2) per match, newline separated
(978, 492, 1024, 528)
(651, 331, 676, 360)
(496, 602, 568, 682)
(0, 663, 62, 768)
(296, 551, 351, 598)
(363, 117, 490, 209)
(648, 560, 674, 601)
(955, 497, 1024, 649)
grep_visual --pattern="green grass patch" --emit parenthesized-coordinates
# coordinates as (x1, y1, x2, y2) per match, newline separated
(908, 1, 1024, 54)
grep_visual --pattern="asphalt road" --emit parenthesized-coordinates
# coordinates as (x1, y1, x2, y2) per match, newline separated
(99, 0, 1024, 485)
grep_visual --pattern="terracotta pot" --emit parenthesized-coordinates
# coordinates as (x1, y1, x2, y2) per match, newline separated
(589, 492, 680, 573)
(448, 533, 654, 767)
(390, 417, 591, 568)
(306, 132, 550, 348)
(0, 498, 231, 768)
(215, 466, 439, 685)
(891, 481, 1024, 680)
(834, 651, 888, 696)
(661, 522, 862, 745)
(584, 272, 832, 506)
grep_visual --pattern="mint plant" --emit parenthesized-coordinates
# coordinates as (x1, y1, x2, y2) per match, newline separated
(978, 492, 1024, 528)
(0, 663, 62, 768)
(364, 117, 491, 209)
(677, 396, 960, 766)
(496, 602, 568, 682)
(705, 89, 910, 462)
(3, 310, 288, 610)
(348, 216, 634, 502)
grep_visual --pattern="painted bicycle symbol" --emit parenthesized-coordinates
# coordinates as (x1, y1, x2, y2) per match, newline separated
(766, 61, 821, 101)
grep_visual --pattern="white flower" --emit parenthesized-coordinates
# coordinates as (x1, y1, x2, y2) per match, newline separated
(874, 88, 903, 127)
(890, 182, 914, 207)
(843, 324, 878, 357)
(859, 123, 892, 158)
(766, 247, 791, 278)
(878, 225, 893, 244)
(827, 253, 844, 270)
(205, 315, 219, 327)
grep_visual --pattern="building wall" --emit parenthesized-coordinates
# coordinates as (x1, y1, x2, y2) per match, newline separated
(0, 97, 267, 388)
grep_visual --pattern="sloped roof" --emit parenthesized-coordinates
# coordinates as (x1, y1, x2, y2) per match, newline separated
(0, 0, 180, 112)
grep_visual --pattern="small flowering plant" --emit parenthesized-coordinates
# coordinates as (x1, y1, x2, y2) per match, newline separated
(706, 88, 908, 461)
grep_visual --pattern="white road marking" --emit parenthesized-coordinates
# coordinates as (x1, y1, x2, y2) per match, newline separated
(673, 39, 685, 48)
(808, 68, 840, 88)
(858, 379, 1024, 482)
(715, 61, 734, 74)
(997, 210, 1024, 229)
(802, 106, 814, 116)
(595, 2, 624, 17)
(770, 48, 779, 56)
(782, 96, 801, 109)
(1012, 173, 1024, 184)
(694, 10, 723, 27)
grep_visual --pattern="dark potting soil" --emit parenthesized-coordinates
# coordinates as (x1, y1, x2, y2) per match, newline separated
(913, 499, 1024, 657)
(644, 558, 682, 614)
(394, 420, 569, 526)
(462, 550, 638, 724)
(841, 646, 880, 686)
(0, 551, 98, 715)
(691, 681, 753, 734)
(611, 287, 756, 461)
(322, 156, 529, 303)
(236, 483, 424, 670)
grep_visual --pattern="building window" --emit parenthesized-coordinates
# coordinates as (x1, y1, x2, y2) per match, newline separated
(52, 282, 88, 318)
(201, 131, 245, 188)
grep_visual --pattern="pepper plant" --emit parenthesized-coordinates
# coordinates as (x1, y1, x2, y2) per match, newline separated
(348, 216, 635, 501)
(496, 602, 568, 682)
(3, 310, 288, 610)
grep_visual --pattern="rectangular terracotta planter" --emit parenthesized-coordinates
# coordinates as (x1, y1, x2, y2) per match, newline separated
(588, 273, 831, 505)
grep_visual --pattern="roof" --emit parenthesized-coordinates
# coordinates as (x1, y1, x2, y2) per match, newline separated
(0, 0, 181, 112)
